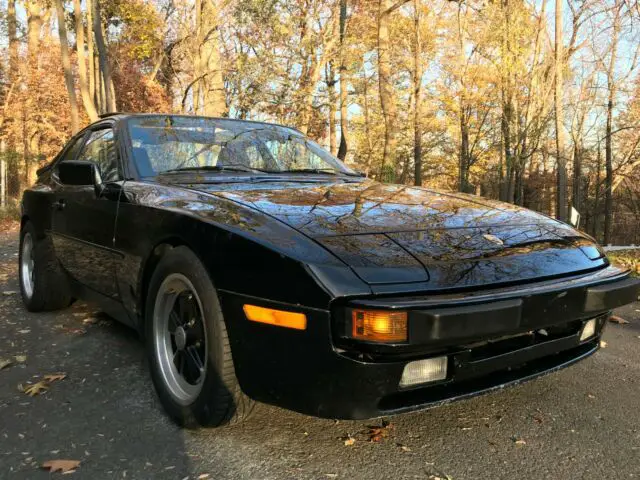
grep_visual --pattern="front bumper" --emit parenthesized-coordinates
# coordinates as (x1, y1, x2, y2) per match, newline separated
(219, 267, 640, 420)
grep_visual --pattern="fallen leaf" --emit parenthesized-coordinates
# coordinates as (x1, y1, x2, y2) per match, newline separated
(44, 373, 67, 383)
(15, 355, 27, 363)
(343, 436, 355, 446)
(0, 358, 12, 370)
(23, 381, 48, 397)
(600, 340, 608, 348)
(2, 290, 17, 296)
(82, 317, 98, 325)
(587, 394, 596, 399)
(513, 438, 526, 446)
(609, 315, 629, 325)
(17, 329, 30, 334)
(366, 421, 393, 442)
(42, 459, 80, 473)
(197, 475, 210, 480)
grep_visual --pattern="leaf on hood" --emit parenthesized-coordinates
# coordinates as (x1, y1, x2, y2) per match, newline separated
(609, 315, 629, 325)
(0, 358, 12, 370)
(23, 381, 48, 396)
(44, 373, 67, 383)
(42, 459, 80, 473)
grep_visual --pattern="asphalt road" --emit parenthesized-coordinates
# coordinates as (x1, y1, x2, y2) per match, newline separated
(1, 226, 639, 480)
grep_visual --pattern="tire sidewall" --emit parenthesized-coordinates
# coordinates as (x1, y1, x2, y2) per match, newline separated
(19, 222, 41, 311)
(145, 247, 227, 427)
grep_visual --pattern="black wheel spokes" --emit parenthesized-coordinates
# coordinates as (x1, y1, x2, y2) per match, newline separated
(169, 291, 206, 386)
(184, 346, 206, 384)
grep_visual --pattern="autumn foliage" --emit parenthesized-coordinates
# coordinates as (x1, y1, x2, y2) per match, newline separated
(2, 0, 640, 244)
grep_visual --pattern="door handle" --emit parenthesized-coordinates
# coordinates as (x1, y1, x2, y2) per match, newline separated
(52, 199, 66, 211)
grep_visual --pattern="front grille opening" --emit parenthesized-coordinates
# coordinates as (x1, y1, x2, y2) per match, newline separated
(464, 320, 583, 362)
(378, 340, 598, 413)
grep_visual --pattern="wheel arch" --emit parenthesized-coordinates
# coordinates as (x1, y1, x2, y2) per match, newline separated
(137, 235, 218, 333)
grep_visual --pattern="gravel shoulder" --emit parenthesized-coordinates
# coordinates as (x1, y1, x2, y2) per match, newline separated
(1, 227, 639, 479)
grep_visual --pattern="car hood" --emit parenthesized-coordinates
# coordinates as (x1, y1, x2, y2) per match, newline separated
(188, 179, 607, 288)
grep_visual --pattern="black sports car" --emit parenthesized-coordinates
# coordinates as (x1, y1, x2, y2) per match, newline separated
(19, 113, 640, 427)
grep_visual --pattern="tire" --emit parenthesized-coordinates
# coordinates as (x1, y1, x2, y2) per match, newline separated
(19, 221, 73, 312)
(145, 246, 254, 428)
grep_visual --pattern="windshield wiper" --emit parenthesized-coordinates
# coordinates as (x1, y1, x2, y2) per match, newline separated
(160, 164, 263, 174)
(275, 168, 364, 177)
(276, 168, 340, 175)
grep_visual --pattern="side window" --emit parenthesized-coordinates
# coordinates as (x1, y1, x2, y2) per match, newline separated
(78, 129, 120, 182)
(60, 135, 86, 161)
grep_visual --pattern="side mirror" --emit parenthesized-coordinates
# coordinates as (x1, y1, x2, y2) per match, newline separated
(57, 161, 98, 187)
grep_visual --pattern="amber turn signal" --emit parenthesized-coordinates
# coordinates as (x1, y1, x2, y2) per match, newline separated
(243, 304, 307, 330)
(352, 309, 408, 343)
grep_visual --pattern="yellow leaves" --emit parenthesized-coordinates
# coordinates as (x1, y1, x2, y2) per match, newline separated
(42, 459, 80, 474)
(23, 381, 48, 397)
(19, 372, 67, 396)
(343, 436, 356, 446)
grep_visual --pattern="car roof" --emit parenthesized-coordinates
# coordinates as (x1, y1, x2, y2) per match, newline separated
(93, 113, 302, 134)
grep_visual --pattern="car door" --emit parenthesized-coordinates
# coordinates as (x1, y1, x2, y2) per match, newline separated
(50, 125, 123, 299)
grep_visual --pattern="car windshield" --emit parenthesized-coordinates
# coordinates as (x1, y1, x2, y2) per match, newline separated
(127, 116, 356, 177)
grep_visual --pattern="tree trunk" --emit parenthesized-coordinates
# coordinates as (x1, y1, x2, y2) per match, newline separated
(362, 72, 374, 175)
(194, 0, 203, 113)
(572, 141, 582, 212)
(328, 63, 337, 155)
(25, 0, 45, 186)
(55, 0, 80, 133)
(413, 0, 423, 187)
(337, 0, 349, 161)
(605, 100, 614, 245)
(0, 139, 6, 208)
(459, 109, 470, 192)
(86, 0, 96, 110)
(377, 0, 399, 180)
(6, 0, 20, 198)
(501, 95, 513, 202)
(93, 0, 116, 113)
(554, 0, 568, 221)
(74, 0, 98, 122)
(604, 2, 620, 245)
(200, 0, 227, 117)
(593, 141, 602, 240)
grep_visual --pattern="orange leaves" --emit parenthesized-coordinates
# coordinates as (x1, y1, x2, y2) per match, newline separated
(42, 459, 81, 474)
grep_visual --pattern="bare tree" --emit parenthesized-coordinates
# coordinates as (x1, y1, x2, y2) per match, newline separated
(337, 0, 349, 161)
(555, 0, 568, 221)
(413, 0, 423, 186)
(74, 0, 98, 121)
(93, 0, 116, 113)
(54, 0, 79, 133)
(378, 0, 410, 179)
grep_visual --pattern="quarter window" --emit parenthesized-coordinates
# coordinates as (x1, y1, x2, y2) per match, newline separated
(78, 129, 120, 182)
(60, 135, 86, 161)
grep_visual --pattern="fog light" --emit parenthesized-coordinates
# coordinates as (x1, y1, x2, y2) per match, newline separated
(580, 318, 596, 341)
(400, 356, 447, 388)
